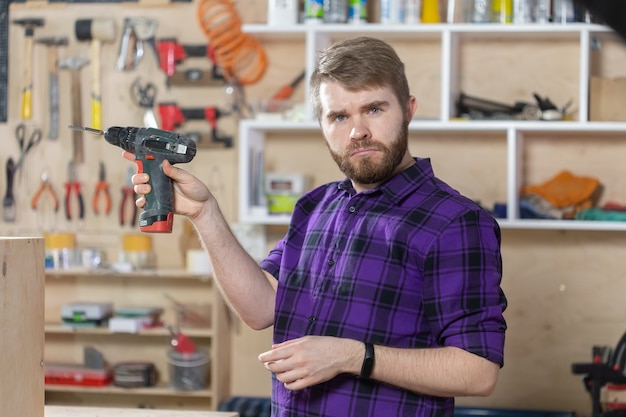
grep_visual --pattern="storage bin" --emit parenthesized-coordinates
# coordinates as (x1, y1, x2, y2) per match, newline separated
(166, 348, 210, 391)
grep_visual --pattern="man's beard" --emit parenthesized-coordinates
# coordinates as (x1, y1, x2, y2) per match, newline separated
(328, 121, 409, 185)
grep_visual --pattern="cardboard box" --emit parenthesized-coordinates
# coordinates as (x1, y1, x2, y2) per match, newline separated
(589, 76, 626, 122)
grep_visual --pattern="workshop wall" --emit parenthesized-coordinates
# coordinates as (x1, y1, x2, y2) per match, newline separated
(2, 1, 626, 416)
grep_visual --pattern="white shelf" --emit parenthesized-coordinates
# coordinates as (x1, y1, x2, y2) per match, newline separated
(243, 22, 614, 37)
(238, 24, 626, 231)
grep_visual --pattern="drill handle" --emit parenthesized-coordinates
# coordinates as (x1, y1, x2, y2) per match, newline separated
(136, 155, 175, 233)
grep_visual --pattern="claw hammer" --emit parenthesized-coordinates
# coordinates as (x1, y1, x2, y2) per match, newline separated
(75, 18, 116, 130)
(12, 18, 45, 120)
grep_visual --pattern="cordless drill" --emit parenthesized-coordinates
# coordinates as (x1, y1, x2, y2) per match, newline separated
(70, 125, 197, 233)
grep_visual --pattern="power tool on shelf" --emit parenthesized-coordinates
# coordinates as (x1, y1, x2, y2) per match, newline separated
(158, 102, 232, 148)
(155, 38, 224, 86)
(69, 125, 197, 233)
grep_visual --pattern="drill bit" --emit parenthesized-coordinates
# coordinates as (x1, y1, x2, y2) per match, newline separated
(68, 125, 103, 136)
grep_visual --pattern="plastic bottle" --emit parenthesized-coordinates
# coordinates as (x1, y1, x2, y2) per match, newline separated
(324, 0, 349, 23)
(349, 0, 368, 23)
(512, 0, 534, 23)
(305, 0, 324, 23)
(534, 0, 551, 23)
(552, 0, 574, 23)
(421, 0, 440, 23)
(492, 0, 512, 23)
(405, 0, 422, 23)
(380, 0, 402, 24)
(267, 0, 299, 25)
(466, 0, 492, 23)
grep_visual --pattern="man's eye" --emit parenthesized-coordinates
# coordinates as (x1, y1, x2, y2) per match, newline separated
(369, 107, 381, 114)
(334, 115, 347, 122)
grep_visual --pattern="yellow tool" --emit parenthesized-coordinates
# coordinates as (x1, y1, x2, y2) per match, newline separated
(12, 18, 45, 120)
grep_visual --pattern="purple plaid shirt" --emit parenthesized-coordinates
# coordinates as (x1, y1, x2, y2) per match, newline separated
(260, 158, 507, 417)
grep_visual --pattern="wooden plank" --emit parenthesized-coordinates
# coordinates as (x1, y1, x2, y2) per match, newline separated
(0, 237, 45, 417)
(45, 405, 237, 416)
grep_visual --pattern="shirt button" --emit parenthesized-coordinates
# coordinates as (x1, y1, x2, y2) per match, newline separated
(308, 316, 316, 322)
(349, 206, 356, 213)
(328, 259, 335, 266)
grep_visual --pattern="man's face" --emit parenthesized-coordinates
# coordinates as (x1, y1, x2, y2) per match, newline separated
(319, 82, 416, 191)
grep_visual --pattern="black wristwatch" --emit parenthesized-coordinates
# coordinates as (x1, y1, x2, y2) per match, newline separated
(359, 342, 375, 379)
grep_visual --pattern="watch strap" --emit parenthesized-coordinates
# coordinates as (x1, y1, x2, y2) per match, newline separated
(359, 342, 375, 379)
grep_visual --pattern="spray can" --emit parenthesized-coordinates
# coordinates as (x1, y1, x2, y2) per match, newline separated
(492, 0, 512, 23)
(380, 0, 403, 24)
(349, 0, 368, 23)
(305, 0, 324, 23)
(324, 0, 349, 23)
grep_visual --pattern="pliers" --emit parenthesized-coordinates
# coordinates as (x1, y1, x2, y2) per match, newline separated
(64, 161, 85, 221)
(120, 167, 137, 227)
(92, 162, 111, 215)
(31, 171, 59, 212)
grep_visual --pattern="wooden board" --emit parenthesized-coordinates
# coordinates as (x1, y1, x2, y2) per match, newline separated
(45, 406, 236, 417)
(0, 237, 45, 417)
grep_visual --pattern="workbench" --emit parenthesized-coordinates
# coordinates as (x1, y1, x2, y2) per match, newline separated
(45, 406, 238, 417)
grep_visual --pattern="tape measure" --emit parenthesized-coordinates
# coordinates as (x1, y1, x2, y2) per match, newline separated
(0, 0, 8, 122)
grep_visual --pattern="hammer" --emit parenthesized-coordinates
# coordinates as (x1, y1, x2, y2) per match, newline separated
(58, 56, 89, 164)
(12, 18, 45, 120)
(36, 37, 68, 140)
(75, 18, 116, 131)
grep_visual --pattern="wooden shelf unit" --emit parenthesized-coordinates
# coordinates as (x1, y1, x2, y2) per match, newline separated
(44, 269, 232, 410)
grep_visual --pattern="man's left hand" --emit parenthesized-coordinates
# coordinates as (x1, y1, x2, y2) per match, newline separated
(258, 336, 362, 391)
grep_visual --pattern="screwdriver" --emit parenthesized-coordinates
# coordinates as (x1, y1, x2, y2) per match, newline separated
(271, 70, 305, 101)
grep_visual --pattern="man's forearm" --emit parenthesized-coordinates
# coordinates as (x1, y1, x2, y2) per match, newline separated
(356, 344, 499, 397)
(192, 202, 276, 330)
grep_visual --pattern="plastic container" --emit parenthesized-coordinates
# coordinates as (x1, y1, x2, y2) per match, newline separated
(305, 0, 324, 23)
(466, 0, 492, 23)
(323, 0, 348, 23)
(167, 348, 210, 391)
(380, 0, 403, 24)
(552, 0, 574, 23)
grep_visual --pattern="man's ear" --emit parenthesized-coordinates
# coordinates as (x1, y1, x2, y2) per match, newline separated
(407, 96, 418, 120)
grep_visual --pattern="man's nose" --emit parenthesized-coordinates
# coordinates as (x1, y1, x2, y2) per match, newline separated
(349, 117, 370, 141)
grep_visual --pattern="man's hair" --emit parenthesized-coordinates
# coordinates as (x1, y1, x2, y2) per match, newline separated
(310, 36, 411, 121)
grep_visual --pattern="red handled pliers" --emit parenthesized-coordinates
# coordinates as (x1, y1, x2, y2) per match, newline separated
(64, 161, 84, 221)
(120, 167, 137, 227)
(92, 162, 111, 215)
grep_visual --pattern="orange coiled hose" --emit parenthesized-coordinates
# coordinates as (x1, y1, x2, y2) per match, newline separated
(196, 0, 267, 85)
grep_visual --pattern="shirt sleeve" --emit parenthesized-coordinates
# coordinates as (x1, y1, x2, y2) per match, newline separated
(422, 208, 508, 367)
(259, 237, 285, 280)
